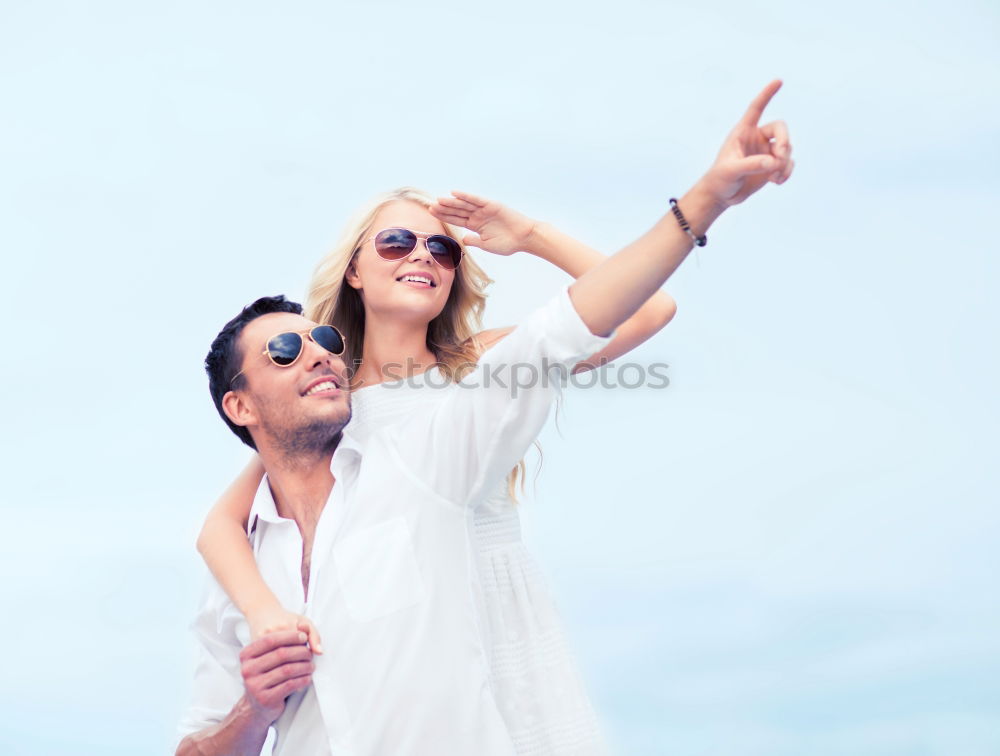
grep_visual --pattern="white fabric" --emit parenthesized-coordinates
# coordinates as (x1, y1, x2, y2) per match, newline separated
(178, 287, 613, 755)
(350, 378, 610, 755)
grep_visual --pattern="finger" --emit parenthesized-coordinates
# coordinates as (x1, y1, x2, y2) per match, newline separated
(428, 204, 470, 221)
(776, 158, 795, 185)
(723, 154, 780, 181)
(450, 189, 490, 207)
(296, 617, 323, 655)
(244, 644, 313, 679)
(242, 641, 313, 678)
(434, 211, 474, 227)
(240, 630, 308, 663)
(260, 660, 315, 691)
(250, 663, 314, 709)
(765, 151, 790, 183)
(437, 197, 479, 212)
(428, 211, 472, 229)
(740, 79, 782, 127)
(461, 233, 483, 249)
(264, 673, 313, 705)
(759, 120, 791, 158)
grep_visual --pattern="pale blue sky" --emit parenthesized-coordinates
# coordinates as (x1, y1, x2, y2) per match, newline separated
(1, 1, 998, 754)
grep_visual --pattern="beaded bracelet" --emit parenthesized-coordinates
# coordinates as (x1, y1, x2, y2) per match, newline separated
(669, 198, 707, 247)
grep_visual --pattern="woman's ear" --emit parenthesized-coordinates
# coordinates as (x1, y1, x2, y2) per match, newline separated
(344, 252, 363, 290)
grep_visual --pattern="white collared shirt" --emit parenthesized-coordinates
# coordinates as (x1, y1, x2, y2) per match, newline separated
(177, 286, 614, 755)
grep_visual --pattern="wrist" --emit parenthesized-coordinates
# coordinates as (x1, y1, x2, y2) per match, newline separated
(520, 220, 556, 259)
(242, 595, 283, 623)
(237, 692, 279, 730)
(677, 182, 728, 237)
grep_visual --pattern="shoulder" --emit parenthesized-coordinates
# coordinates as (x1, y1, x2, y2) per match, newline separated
(472, 326, 516, 355)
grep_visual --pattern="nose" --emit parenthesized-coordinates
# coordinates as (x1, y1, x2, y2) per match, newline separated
(406, 237, 434, 265)
(303, 335, 347, 378)
(302, 334, 333, 367)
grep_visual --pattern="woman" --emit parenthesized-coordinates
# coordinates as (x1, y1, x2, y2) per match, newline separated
(197, 79, 793, 753)
(200, 187, 674, 752)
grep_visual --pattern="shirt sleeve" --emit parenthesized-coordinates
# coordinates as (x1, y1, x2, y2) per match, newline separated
(175, 577, 248, 743)
(396, 285, 614, 507)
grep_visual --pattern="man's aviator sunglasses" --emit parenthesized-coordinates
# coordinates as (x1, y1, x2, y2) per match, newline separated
(359, 227, 464, 270)
(230, 325, 346, 387)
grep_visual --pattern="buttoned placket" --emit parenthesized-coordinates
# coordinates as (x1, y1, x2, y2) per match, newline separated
(306, 443, 362, 756)
(248, 442, 363, 756)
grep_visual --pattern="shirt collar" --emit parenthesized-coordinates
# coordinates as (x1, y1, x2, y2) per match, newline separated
(335, 428, 364, 464)
(246, 474, 283, 536)
(246, 433, 364, 536)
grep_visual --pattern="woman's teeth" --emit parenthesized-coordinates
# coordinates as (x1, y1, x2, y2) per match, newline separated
(399, 275, 434, 287)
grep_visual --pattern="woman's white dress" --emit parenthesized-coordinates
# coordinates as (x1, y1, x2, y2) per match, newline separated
(348, 368, 610, 756)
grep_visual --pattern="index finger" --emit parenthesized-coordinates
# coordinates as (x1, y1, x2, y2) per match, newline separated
(740, 79, 783, 127)
(450, 190, 490, 207)
(240, 629, 308, 662)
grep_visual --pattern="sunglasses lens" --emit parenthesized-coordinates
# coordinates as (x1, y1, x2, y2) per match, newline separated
(426, 235, 462, 270)
(374, 228, 417, 260)
(312, 326, 345, 356)
(267, 332, 303, 366)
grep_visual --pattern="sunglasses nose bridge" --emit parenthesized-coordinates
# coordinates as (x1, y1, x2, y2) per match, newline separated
(301, 329, 344, 371)
(403, 236, 435, 265)
(301, 331, 330, 364)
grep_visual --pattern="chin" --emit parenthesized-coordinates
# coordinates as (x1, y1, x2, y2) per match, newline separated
(316, 401, 352, 429)
(373, 295, 447, 325)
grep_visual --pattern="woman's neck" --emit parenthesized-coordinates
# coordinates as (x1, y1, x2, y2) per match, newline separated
(352, 310, 437, 389)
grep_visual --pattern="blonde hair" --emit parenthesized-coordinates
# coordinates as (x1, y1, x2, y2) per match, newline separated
(305, 186, 531, 501)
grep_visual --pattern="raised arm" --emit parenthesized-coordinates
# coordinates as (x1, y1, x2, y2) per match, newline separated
(437, 81, 791, 344)
(197, 457, 323, 652)
(430, 196, 677, 373)
(569, 80, 792, 335)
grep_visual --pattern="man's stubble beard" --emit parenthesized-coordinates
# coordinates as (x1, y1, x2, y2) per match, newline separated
(259, 397, 352, 463)
(274, 415, 348, 458)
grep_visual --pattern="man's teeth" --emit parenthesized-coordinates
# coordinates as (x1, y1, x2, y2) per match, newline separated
(305, 380, 338, 396)
(400, 275, 434, 286)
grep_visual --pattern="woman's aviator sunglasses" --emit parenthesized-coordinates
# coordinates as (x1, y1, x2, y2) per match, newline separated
(230, 325, 346, 387)
(360, 227, 464, 270)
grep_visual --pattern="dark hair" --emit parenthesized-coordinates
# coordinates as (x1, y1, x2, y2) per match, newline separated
(205, 295, 303, 449)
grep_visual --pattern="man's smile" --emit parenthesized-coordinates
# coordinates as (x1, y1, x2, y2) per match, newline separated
(301, 375, 343, 398)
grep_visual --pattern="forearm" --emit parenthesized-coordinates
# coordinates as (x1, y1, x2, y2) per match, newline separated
(523, 221, 677, 334)
(176, 695, 271, 756)
(569, 182, 724, 336)
(196, 459, 281, 618)
(198, 513, 283, 619)
(522, 222, 609, 277)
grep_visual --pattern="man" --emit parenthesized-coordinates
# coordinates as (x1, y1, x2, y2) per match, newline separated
(176, 291, 613, 755)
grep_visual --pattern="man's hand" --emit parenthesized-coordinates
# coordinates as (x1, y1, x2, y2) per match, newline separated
(175, 629, 315, 756)
(240, 629, 316, 724)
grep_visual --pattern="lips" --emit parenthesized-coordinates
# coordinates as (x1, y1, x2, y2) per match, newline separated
(304, 379, 339, 396)
(396, 272, 437, 288)
(301, 374, 341, 397)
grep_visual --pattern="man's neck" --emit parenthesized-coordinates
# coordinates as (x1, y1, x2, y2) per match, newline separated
(254, 437, 340, 601)
(258, 443, 336, 529)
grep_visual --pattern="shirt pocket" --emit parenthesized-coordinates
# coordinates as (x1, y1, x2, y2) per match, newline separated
(332, 515, 427, 622)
